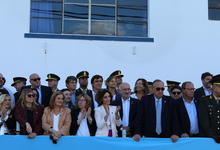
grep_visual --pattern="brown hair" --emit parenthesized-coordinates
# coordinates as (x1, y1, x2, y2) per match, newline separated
(75, 93, 91, 109)
(134, 78, 149, 94)
(19, 88, 38, 109)
(49, 91, 65, 109)
(96, 89, 112, 106)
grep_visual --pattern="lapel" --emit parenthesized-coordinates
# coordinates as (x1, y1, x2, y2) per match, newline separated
(119, 99, 123, 119)
(161, 96, 166, 129)
(129, 98, 134, 122)
(180, 98, 190, 124)
(151, 95, 156, 127)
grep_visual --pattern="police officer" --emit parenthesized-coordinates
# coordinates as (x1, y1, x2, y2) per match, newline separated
(199, 74, 220, 139)
(46, 73, 60, 93)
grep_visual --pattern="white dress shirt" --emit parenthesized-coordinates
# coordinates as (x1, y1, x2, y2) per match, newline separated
(183, 99, 199, 134)
(122, 98, 130, 127)
(203, 87, 212, 96)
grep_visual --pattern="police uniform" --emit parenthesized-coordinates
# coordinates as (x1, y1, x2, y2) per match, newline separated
(198, 74, 220, 137)
(46, 73, 60, 92)
(11, 77, 27, 104)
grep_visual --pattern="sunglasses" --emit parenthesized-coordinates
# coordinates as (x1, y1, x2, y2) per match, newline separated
(27, 94, 36, 98)
(172, 92, 181, 95)
(155, 87, 165, 91)
(31, 78, 41, 82)
(78, 99, 86, 102)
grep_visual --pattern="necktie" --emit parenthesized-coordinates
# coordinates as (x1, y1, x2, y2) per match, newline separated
(156, 100, 161, 135)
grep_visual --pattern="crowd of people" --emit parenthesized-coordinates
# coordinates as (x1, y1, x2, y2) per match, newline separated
(0, 71, 220, 144)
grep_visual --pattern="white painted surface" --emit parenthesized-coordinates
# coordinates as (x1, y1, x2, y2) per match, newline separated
(0, 0, 219, 93)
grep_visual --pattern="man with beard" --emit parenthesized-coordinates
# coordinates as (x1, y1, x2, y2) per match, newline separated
(75, 71, 93, 99)
(194, 72, 213, 100)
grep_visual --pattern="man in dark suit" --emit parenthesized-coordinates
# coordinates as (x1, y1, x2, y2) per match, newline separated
(75, 71, 93, 99)
(175, 81, 200, 137)
(11, 77, 27, 104)
(194, 72, 213, 100)
(133, 79, 179, 142)
(90, 75, 103, 110)
(27, 73, 52, 107)
(112, 82, 138, 137)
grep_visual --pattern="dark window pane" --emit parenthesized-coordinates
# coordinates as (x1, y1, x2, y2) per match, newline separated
(91, 6, 115, 20)
(91, 21, 115, 35)
(64, 4, 88, 19)
(118, 0, 147, 6)
(32, 0, 62, 2)
(92, 0, 115, 5)
(30, 18, 62, 33)
(117, 21, 147, 37)
(64, 0, 88, 3)
(118, 5, 147, 22)
(64, 20, 88, 34)
(209, 0, 220, 20)
(209, 9, 220, 20)
(31, 2, 62, 18)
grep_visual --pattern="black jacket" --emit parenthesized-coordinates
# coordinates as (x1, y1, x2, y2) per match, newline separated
(134, 94, 178, 137)
(111, 97, 138, 137)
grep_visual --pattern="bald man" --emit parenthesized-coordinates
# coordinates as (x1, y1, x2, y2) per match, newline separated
(111, 82, 138, 137)
(26, 73, 52, 107)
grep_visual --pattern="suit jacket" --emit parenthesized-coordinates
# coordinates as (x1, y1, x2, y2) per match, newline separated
(42, 107, 71, 136)
(134, 94, 178, 137)
(111, 97, 138, 137)
(14, 104, 44, 135)
(26, 85, 52, 107)
(70, 108, 96, 136)
(194, 87, 206, 100)
(75, 88, 93, 100)
(198, 95, 220, 137)
(95, 105, 121, 137)
(175, 97, 199, 136)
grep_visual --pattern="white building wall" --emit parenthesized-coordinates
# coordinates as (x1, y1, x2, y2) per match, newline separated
(0, 0, 219, 92)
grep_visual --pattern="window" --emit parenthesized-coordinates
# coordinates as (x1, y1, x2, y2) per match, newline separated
(209, 0, 220, 20)
(30, 0, 148, 38)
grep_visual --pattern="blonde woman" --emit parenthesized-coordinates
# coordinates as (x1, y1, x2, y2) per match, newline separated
(0, 94, 16, 135)
(14, 88, 44, 138)
(42, 91, 71, 143)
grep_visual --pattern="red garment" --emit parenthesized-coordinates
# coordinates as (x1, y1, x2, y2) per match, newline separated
(14, 104, 44, 135)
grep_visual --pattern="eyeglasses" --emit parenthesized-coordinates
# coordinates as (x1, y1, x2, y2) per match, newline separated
(31, 78, 41, 82)
(172, 92, 181, 95)
(155, 87, 165, 91)
(27, 94, 36, 98)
